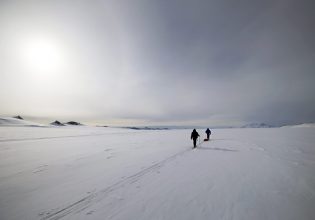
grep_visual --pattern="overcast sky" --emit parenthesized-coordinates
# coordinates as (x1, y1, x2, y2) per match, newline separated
(0, 0, 314, 126)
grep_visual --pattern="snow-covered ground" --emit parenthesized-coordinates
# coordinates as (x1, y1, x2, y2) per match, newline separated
(0, 117, 44, 127)
(0, 122, 315, 220)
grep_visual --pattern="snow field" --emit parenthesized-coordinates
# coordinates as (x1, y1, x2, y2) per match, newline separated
(0, 126, 315, 220)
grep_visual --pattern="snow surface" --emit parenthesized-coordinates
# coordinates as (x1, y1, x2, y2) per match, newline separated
(0, 117, 44, 127)
(283, 123, 315, 128)
(0, 125, 315, 220)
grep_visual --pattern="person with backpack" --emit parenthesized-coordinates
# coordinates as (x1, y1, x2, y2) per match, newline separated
(191, 129, 200, 148)
(205, 128, 211, 140)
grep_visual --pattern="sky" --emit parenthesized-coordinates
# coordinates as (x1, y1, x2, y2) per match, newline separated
(0, 0, 314, 126)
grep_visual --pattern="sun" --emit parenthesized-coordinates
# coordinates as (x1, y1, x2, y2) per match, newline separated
(19, 36, 66, 73)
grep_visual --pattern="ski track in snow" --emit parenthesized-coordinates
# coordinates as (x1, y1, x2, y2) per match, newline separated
(40, 148, 191, 220)
(40, 138, 259, 220)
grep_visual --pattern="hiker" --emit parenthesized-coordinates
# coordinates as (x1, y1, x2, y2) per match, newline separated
(205, 128, 211, 140)
(191, 129, 200, 148)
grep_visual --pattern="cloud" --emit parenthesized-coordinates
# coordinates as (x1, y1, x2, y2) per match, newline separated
(0, 0, 314, 126)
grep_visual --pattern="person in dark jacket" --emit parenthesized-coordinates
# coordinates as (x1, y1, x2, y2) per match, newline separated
(205, 128, 211, 140)
(191, 129, 200, 148)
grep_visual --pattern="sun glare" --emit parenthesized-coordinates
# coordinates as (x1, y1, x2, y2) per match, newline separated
(19, 36, 65, 73)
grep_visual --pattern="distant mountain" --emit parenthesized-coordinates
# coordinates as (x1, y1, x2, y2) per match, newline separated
(13, 115, 24, 120)
(121, 126, 234, 130)
(65, 121, 83, 126)
(50, 120, 65, 126)
(123, 126, 169, 130)
(241, 123, 274, 128)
